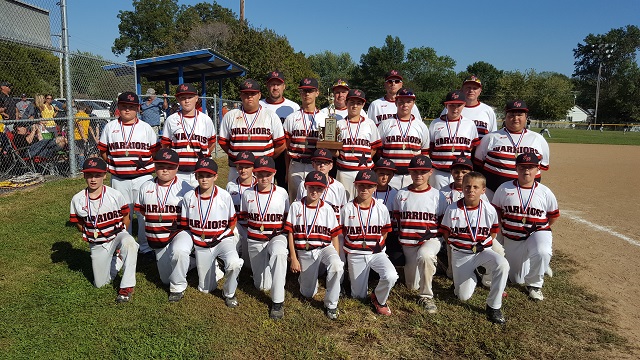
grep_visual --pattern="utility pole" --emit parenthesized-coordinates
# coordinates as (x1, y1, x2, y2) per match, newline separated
(591, 42, 614, 126)
(240, 0, 245, 24)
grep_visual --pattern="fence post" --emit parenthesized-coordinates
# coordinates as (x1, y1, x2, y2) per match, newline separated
(60, 0, 76, 176)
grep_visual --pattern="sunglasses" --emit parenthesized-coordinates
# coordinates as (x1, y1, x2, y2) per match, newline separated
(385, 79, 402, 84)
(46, 97, 52, 100)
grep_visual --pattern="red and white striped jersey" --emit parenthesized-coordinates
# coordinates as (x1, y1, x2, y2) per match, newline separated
(296, 177, 347, 221)
(341, 199, 392, 255)
(135, 177, 193, 248)
(285, 198, 341, 250)
(98, 119, 158, 178)
(440, 199, 499, 253)
(226, 176, 257, 213)
(491, 180, 560, 241)
(429, 116, 479, 172)
(180, 186, 236, 248)
(378, 115, 430, 173)
(218, 106, 285, 160)
(474, 128, 550, 192)
(367, 98, 423, 126)
(393, 186, 448, 246)
(239, 185, 289, 242)
(336, 116, 381, 171)
(441, 102, 497, 140)
(283, 109, 328, 160)
(259, 98, 300, 122)
(160, 111, 216, 172)
(441, 183, 490, 204)
(70, 185, 129, 243)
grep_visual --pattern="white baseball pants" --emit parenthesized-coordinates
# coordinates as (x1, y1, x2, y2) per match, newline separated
(503, 231, 553, 288)
(347, 252, 399, 304)
(152, 231, 195, 293)
(295, 245, 344, 309)
(336, 169, 357, 201)
(390, 174, 412, 190)
(428, 169, 452, 190)
(452, 248, 509, 309)
(402, 238, 441, 299)
(111, 174, 153, 253)
(247, 235, 288, 303)
(288, 160, 314, 203)
(193, 236, 243, 296)
(89, 231, 139, 289)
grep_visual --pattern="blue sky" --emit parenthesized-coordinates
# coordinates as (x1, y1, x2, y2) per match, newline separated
(66, 0, 639, 76)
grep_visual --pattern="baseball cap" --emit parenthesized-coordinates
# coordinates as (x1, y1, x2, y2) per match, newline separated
(265, 71, 285, 84)
(82, 157, 107, 173)
(374, 158, 397, 172)
(505, 100, 529, 113)
(462, 75, 482, 87)
(146, 88, 156, 95)
(443, 90, 466, 105)
(332, 79, 350, 90)
(117, 91, 140, 105)
(239, 79, 261, 93)
(304, 171, 328, 188)
(175, 83, 198, 96)
(354, 169, 378, 185)
(346, 89, 366, 103)
(311, 148, 333, 162)
(21, 93, 27, 97)
(195, 157, 219, 174)
(408, 155, 433, 170)
(253, 156, 276, 173)
(234, 151, 255, 165)
(385, 70, 403, 81)
(298, 77, 319, 90)
(515, 153, 540, 166)
(153, 148, 179, 165)
(395, 88, 416, 99)
(451, 153, 473, 170)
(0, 81, 12, 88)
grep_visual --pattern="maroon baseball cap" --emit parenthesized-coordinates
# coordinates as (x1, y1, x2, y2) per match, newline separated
(451, 153, 473, 170)
(195, 158, 218, 174)
(516, 153, 540, 166)
(462, 75, 482, 88)
(311, 148, 333, 162)
(347, 89, 366, 103)
(408, 155, 433, 170)
(443, 90, 466, 105)
(385, 70, 403, 81)
(304, 171, 328, 188)
(354, 169, 378, 185)
(239, 79, 261, 93)
(374, 158, 397, 172)
(298, 77, 319, 90)
(175, 83, 198, 96)
(117, 91, 140, 105)
(82, 157, 107, 173)
(395, 88, 416, 100)
(234, 151, 255, 165)
(505, 100, 529, 113)
(253, 156, 276, 173)
(266, 70, 285, 84)
(153, 148, 179, 165)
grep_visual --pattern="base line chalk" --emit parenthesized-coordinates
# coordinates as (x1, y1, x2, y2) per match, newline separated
(563, 210, 640, 247)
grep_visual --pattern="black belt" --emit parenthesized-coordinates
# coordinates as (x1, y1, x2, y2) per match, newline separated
(291, 158, 312, 164)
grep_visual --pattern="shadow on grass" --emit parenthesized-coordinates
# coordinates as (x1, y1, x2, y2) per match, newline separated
(50, 241, 93, 284)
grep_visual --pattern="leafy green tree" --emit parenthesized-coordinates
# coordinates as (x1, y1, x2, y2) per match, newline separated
(307, 51, 356, 93)
(460, 61, 504, 105)
(351, 35, 406, 100)
(0, 41, 59, 97)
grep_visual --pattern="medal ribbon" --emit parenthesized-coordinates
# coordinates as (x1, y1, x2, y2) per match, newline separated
(463, 200, 483, 243)
(355, 199, 374, 242)
(302, 197, 321, 240)
(242, 105, 262, 139)
(301, 109, 318, 137)
(516, 181, 537, 221)
(445, 118, 460, 151)
(85, 185, 106, 235)
(197, 186, 216, 236)
(119, 119, 137, 152)
(395, 114, 414, 148)
(255, 184, 275, 226)
(179, 110, 199, 148)
(346, 117, 362, 153)
(505, 129, 526, 156)
(155, 177, 176, 217)
(374, 186, 390, 205)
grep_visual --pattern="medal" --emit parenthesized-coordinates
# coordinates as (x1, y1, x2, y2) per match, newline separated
(505, 129, 526, 159)
(125, 150, 129, 156)
(86, 186, 106, 241)
(255, 184, 275, 236)
(522, 218, 527, 224)
(260, 225, 265, 233)
(472, 245, 477, 254)
(197, 187, 216, 241)
(93, 231, 98, 239)
(156, 177, 175, 225)
(514, 152, 519, 158)
(402, 144, 406, 150)
(396, 115, 413, 152)
(451, 146, 456, 152)
(202, 230, 206, 238)
(302, 196, 321, 251)
(355, 199, 374, 251)
(463, 201, 483, 254)
(361, 239, 367, 249)
(247, 134, 251, 141)
(305, 242, 310, 251)
(346, 118, 362, 156)
(445, 118, 460, 154)
(186, 145, 192, 152)
(516, 181, 537, 227)
(159, 214, 162, 222)
(119, 119, 137, 158)
(179, 110, 198, 152)
(242, 106, 261, 143)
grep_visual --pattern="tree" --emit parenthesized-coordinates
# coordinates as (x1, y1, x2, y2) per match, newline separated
(351, 36, 406, 100)
(0, 41, 59, 97)
(307, 51, 356, 93)
(460, 61, 504, 106)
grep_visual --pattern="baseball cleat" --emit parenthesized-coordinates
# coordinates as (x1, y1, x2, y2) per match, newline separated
(325, 307, 339, 320)
(545, 266, 553, 278)
(370, 292, 392, 316)
(527, 286, 544, 301)
(168, 291, 185, 303)
(270, 302, 284, 320)
(418, 297, 438, 314)
(225, 296, 239, 308)
(486, 305, 506, 324)
(115, 287, 134, 303)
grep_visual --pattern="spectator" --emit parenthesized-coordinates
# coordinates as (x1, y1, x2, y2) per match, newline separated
(0, 81, 17, 121)
(13, 122, 43, 155)
(74, 106, 91, 165)
(40, 94, 58, 131)
(26, 135, 68, 159)
(16, 94, 31, 119)
(140, 88, 168, 135)
(221, 102, 229, 117)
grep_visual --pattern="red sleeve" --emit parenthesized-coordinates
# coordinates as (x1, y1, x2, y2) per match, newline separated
(330, 225, 341, 238)
(471, 137, 480, 148)
(97, 141, 107, 152)
(120, 204, 130, 216)
(207, 135, 216, 146)
(217, 137, 229, 146)
(439, 224, 451, 238)
(273, 135, 286, 145)
(160, 136, 172, 147)
(134, 203, 144, 214)
(69, 213, 81, 224)
(284, 221, 293, 233)
(370, 139, 382, 149)
(490, 223, 499, 235)
(238, 211, 247, 221)
(228, 214, 237, 229)
(547, 209, 560, 219)
(381, 222, 392, 234)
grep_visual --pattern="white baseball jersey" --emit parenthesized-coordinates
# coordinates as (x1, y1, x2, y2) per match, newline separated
(283, 109, 328, 160)
(440, 199, 499, 253)
(285, 198, 341, 250)
(378, 115, 430, 173)
(393, 186, 448, 247)
(340, 199, 392, 255)
(226, 176, 257, 213)
(336, 117, 381, 171)
(296, 177, 347, 221)
(239, 185, 289, 242)
(491, 180, 560, 241)
(259, 98, 300, 122)
(374, 185, 398, 214)
(474, 128, 550, 192)
(368, 98, 422, 126)
(320, 107, 367, 121)
(429, 116, 479, 172)
(70, 185, 129, 243)
(98, 119, 158, 178)
(180, 186, 236, 247)
(160, 111, 216, 172)
(441, 102, 497, 140)
(218, 106, 285, 160)
(134, 177, 193, 248)
(440, 183, 490, 204)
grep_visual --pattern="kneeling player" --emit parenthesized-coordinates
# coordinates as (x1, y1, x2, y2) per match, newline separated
(440, 172, 509, 324)
(70, 158, 139, 303)
(286, 171, 344, 319)
(135, 149, 194, 302)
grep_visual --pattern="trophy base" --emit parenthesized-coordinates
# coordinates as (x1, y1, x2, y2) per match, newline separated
(316, 141, 343, 150)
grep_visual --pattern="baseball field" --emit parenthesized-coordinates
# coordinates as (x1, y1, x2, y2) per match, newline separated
(0, 129, 638, 359)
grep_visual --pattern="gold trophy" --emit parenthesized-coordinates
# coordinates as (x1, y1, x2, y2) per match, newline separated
(317, 90, 343, 150)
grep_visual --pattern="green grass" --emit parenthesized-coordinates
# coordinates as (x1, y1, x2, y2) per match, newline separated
(529, 127, 640, 145)
(0, 177, 633, 359)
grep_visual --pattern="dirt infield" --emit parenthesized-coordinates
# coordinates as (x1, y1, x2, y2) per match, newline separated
(545, 143, 640, 356)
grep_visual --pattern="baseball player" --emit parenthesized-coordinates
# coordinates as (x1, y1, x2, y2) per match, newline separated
(260, 70, 300, 190)
(160, 83, 216, 187)
(134, 148, 194, 302)
(320, 79, 367, 120)
(341, 169, 398, 315)
(181, 157, 243, 307)
(239, 156, 290, 319)
(440, 171, 509, 324)
(225, 150, 256, 268)
(393, 155, 448, 313)
(429, 90, 480, 190)
(367, 70, 422, 126)
(491, 153, 560, 301)
(335, 89, 381, 200)
(219, 79, 286, 182)
(286, 171, 344, 320)
(283, 77, 328, 202)
(70, 158, 138, 303)
(377, 88, 430, 189)
(98, 91, 158, 257)
(440, 75, 497, 141)
(373, 158, 403, 266)
(474, 100, 550, 201)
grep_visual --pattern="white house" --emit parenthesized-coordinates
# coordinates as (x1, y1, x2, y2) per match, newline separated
(566, 105, 590, 122)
